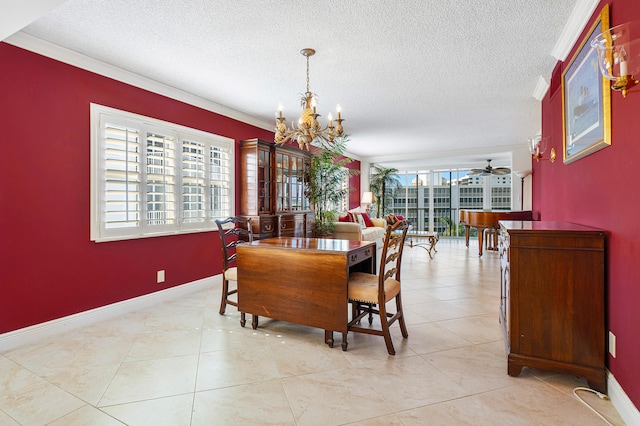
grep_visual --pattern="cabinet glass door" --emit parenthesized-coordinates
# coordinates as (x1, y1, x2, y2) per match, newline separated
(276, 152, 290, 211)
(291, 156, 304, 210)
(258, 148, 271, 213)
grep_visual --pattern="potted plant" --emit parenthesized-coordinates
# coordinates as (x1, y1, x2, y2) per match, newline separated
(369, 165, 401, 218)
(305, 137, 358, 236)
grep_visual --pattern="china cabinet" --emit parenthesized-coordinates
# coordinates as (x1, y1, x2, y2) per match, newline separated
(240, 139, 313, 238)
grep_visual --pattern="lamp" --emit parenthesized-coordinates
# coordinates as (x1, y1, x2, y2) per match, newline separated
(513, 171, 531, 211)
(591, 22, 640, 98)
(528, 135, 556, 163)
(361, 191, 374, 213)
(275, 48, 345, 151)
(361, 191, 374, 204)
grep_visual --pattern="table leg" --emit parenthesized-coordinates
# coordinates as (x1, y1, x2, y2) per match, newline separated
(325, 330, 334, 348)
(428, 236, 438, 258)
(464, 225, 470, 247)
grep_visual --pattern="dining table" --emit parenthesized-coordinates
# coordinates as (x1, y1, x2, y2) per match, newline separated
(236, 237, 376, 350)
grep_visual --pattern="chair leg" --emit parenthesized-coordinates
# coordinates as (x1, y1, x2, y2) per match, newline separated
(378, 299, 396, 355)
(396, 294, 408, 338)
(219, 278, 229, 315)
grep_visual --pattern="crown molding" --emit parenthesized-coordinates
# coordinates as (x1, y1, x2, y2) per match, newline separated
(532, 75, 550, 101)
(4, 31, 273, 132)
(550, 0, 600, 61)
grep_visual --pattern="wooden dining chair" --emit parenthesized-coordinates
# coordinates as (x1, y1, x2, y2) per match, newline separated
(215, 216, 253, 327)
(347, 219, 410, 355)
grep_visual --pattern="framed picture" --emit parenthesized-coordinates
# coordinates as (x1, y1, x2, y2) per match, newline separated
(562, 4, 611, 164)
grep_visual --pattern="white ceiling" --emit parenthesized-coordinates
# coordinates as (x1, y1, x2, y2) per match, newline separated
(5, 0, 599, 171)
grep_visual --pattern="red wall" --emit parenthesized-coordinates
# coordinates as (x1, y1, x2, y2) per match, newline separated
(535, 0, 640, 409)
(0, 42, 362, 336)
(0, 43, 275, 334)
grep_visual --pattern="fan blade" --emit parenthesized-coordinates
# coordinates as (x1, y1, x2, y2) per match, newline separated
(492, 168, 511, 175)
(468, 169, 485, 175)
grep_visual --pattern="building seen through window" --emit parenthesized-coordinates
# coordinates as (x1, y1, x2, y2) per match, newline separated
(379, 169, 512, 237)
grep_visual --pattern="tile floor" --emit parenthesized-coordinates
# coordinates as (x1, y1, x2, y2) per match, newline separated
(0, 239, 625, 425)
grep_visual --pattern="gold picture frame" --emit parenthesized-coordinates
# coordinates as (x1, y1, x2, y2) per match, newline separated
(561, 4, 611, 164)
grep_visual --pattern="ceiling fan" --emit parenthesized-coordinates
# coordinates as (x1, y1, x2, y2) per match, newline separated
(469, 159, 511, 176)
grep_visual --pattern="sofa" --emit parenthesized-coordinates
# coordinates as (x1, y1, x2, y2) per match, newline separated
(332, 216, 387, 249)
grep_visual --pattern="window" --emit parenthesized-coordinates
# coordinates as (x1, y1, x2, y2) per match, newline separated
(91, 104, 234, 242)
(387, 168, 512, 237)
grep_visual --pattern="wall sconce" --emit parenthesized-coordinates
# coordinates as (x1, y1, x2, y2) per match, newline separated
(591, 22, 640, 98)
(528, 135, 556, 162)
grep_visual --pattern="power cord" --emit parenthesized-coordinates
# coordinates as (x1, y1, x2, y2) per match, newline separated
(573, 387, 613, 425)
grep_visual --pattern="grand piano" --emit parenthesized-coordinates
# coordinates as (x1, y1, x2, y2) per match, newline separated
(460, 209, 533, 256)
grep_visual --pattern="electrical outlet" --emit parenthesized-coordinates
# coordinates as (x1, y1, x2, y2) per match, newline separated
(609, 331, 616, 358)
(157, 270, 165, 283)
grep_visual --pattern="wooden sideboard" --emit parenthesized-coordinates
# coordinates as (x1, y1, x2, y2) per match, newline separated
(498, 220, 606, 393)
(239, 139, 313, 239)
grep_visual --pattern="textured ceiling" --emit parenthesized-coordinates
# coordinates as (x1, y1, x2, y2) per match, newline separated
(17, 0, 583, 171)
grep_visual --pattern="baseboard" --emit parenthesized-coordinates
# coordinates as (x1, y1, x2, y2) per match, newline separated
(608, 370, 640, 425)
(0, 276, 218, 352)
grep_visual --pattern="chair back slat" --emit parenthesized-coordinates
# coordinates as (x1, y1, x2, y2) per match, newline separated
(215, 217, 253, 270)
(378, 220, 409, 287)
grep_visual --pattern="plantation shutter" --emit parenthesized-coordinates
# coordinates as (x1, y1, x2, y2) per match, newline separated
(104, 123, 141, 229)
(209, 145, 232, 219)
(145, 131, 176, 227)
(182, 138, 206, 224)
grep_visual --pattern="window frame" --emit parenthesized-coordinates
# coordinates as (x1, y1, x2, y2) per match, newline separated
(90, 103, 235, 242)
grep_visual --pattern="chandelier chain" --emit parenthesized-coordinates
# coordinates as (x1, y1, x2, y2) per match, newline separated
(306, 54, 310, 94)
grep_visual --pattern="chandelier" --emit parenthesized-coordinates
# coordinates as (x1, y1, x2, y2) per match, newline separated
(275, 48, 345, 151)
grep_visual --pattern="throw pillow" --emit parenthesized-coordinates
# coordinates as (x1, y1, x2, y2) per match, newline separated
(385, 214, 397, 224)
(338, 213, 352, 222)
(361, 212, 375, 227)
(355, 213, 367, 230)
